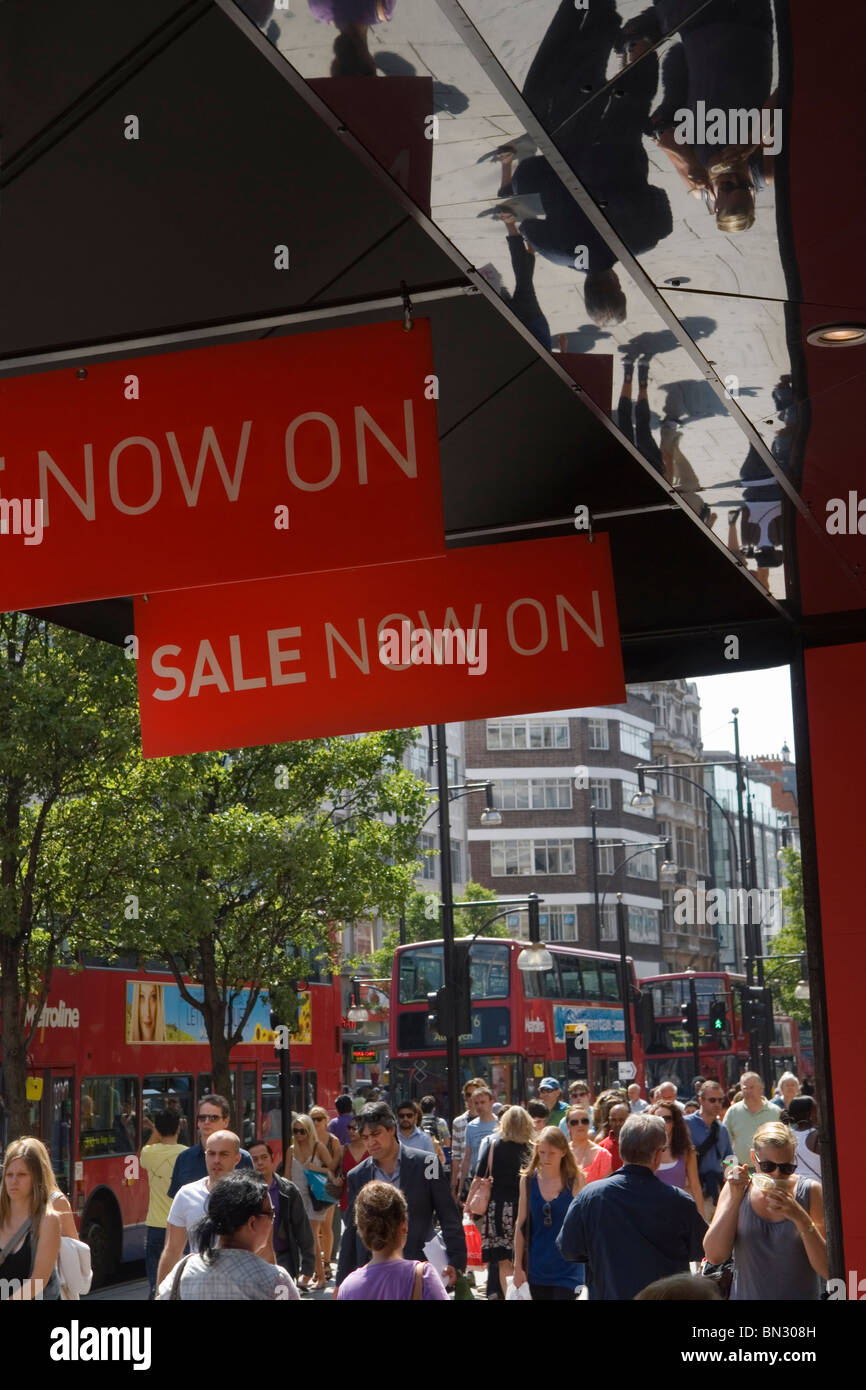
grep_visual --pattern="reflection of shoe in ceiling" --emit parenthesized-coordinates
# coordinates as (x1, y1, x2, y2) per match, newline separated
(477, 194, 544, 221)
(477, 134, 537, 164)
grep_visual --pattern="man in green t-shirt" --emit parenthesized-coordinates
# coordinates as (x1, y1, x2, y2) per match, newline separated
(538, 1077, 570, 1129)
(140, 1110, 186, 1297)
(722, 1072, 779, 1164)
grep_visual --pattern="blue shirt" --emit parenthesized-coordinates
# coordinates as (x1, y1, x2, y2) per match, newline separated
(465, 1119, 497, 1173)
(528, 1176, 583, 1290)
(398, 1126, 436, 1156)
(557, 1164, 706, 1300)
(329, 1115, 354, 1145)
(167, 1142, 254, 1199)
(684, 1113, 733, 1177)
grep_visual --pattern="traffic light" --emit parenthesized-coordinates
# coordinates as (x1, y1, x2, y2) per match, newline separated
(427, 987, 452, 1037)
(453, 939, 473, 1037)
(742, 987, 773, 1033)
(680, 997, 698, 1036)
(709, 999, 728, 1040)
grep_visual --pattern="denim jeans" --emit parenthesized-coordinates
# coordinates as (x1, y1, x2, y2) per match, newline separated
(145, 1225, 166, 1296)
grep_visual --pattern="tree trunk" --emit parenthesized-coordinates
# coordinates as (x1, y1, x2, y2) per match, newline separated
(0, 934, 29, 1140)
(199, 937, 237, 1129)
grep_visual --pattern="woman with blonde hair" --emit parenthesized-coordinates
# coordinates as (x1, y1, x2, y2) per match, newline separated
(128, 981, 166, 1043)
(513, 1126, 584, 1300)
(309, 1106, 342, 1278)
(0, 1137, 62, 1298)
(471, 1104, 534, 1299)
(289, 1113, 334, 1289)
(704, 1121, 827, 1300)
(565, 1105, 612, 1183)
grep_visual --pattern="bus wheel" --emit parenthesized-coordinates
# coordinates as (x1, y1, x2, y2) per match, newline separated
(83, 1205, 118, 1288)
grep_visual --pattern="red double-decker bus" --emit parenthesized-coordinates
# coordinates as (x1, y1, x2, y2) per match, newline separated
(2, 953, 342, 1285)
(641, 971, 815, 1095)
(388, 938, 645, 1116)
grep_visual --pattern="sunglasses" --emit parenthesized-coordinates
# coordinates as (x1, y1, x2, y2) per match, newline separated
(542, 1202, 553, 1228)
(568, 1118, 591, 1127)
(660, 1114, 675, 1123)
(292, 1127, 306, 1136)
(198, 1114, 223, 1122)
(258, 1205, 275, 1218)
(756, 1159, 797, 1176)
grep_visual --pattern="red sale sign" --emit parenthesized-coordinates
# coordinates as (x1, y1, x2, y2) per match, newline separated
(0, 320, 443, 611)
(134, 534, 625, 757)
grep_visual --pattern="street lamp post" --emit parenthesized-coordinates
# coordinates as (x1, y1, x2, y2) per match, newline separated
(614, 894, 633, 1066)
(433, 724, 461, 1125)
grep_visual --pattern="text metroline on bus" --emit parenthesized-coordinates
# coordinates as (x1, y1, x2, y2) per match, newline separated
(1, 953, 342, 1285)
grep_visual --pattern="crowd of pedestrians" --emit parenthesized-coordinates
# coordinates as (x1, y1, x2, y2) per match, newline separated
(0, 1070, 829, 1301)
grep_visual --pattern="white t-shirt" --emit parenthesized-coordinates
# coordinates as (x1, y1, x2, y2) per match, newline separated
(166, 1176, 211, 1247)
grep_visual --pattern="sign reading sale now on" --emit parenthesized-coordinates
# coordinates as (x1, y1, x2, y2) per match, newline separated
(0, 320, 443, 610)
(135, 535, 625, 757)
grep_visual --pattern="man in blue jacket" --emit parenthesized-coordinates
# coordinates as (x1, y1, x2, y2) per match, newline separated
(167, 1093, 253, 1198)
(557, 1114, 706, 1299)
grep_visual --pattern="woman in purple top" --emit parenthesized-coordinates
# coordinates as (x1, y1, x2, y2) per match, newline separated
(649, 1101, 704, 1209)
(336, 1182, 449, 1301)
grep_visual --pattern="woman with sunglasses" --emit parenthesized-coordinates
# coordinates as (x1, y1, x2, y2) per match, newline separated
(565, 1106, 612, 1184)
(513, 1126, 585, 1301)
(339, 1118, 368, 1220)
(310, 1107, 343, 1280)
(288, 1114, 332, 1289)
(648, 1101, 704, 1209)
(157, 1171, 299, 1300)
(704, 1121, 827, 1300)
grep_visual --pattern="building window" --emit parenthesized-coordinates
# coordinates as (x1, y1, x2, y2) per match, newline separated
(625, 846, 657, 880)
(675, 828, 696, 871)
(596, 840, 617, 876)
(491, 778, 572, 811)
(539, 905, 578, 943)
(419, 832, 437, 880)
(447, 754, 460, 784)
(599, 903, 617, 942)
(587, 718, 609, 750)
(486, 718, 570, 750)
(628, 908, 660, 944)
(490, 839, 575, 876)
(407, 745, 431, 781)
(589, 778, 611, 810)
(619, 723, 652, 759)
(450, 840, 462, 882)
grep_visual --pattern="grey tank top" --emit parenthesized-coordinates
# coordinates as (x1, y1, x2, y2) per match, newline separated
(730, 1178, 820, 1301)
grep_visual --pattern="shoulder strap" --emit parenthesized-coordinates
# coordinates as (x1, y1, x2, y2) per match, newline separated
(0, 1218, 32, 1269)
(485, 1138, 495, 1176)
(411, 1261, 426, 1300)
(170, 1253, 194, 1300)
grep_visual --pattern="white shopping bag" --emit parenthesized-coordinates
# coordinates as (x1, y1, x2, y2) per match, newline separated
(423, 1232, 449, 1274)
(504, 1276, 532, 1301)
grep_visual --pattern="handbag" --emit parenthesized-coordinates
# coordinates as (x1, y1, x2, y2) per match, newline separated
(304, 1168, 338, 1208)
(466, 1139, 495, 1216)
(58, 1235, 93, 1300)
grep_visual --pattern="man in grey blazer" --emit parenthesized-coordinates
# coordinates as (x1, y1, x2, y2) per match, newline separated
(336, 1102, 466, 1288)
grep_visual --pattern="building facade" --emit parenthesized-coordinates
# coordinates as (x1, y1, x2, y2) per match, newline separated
(465, 696, 666, 976)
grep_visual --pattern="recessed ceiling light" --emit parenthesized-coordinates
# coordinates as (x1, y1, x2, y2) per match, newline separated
(806, 324, 866, 347)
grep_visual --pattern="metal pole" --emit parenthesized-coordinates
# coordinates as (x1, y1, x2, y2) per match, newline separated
(278, 1034, 292, 1172)
(590, 805, 601, 943)
(689, 975, 701, 1083)
(615, 893, 633, 1065)
(434, 723, 460, 1125)
(732, 710, 754, 984)
(398, 914, 407, 946)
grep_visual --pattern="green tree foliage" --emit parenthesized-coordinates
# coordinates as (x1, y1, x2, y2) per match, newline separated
(0, 616, 140, 1137)
(123, 733, 428, 1109)
(360, 879, 503, 979)
(767, 848, 810, 1023)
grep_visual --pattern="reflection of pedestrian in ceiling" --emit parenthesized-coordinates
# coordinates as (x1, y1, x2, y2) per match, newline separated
(489, 210, 552, 351)
(617, 360, 716, 527)
(635, 0, 777, 232)
(308, 1, 397, 77)
(726, 379, 798, 587)
(496, 0, 671, 324)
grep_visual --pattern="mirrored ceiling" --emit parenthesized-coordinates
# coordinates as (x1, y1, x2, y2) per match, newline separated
(227, 0, 863, 606)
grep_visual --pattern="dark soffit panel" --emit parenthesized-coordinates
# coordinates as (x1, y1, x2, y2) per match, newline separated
(0, 0, 202, 161)
(0, 8, 441, 355)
